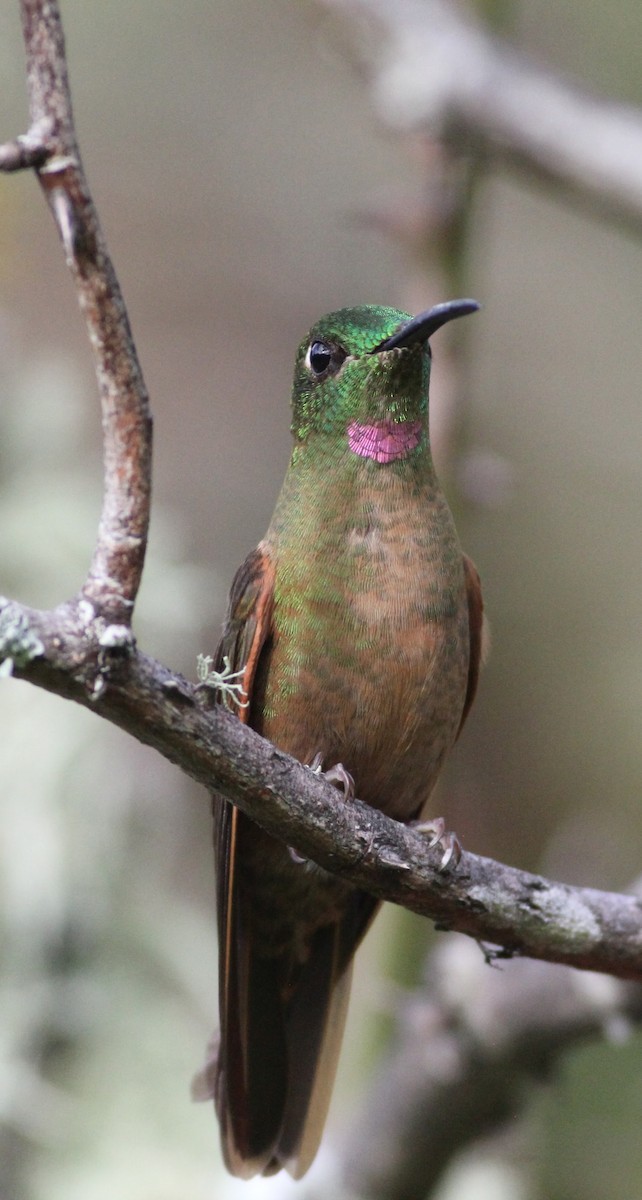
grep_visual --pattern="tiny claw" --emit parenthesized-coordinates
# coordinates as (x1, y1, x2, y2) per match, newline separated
(324, 762, 355, 802)
(191, 1030, 220, 1103)
(308, 753, 355, 802)
(288, 845, 307, 865)
(412, 817, 462, 872)
(413, 816, 445, 847)
(436, 832, 462, 872)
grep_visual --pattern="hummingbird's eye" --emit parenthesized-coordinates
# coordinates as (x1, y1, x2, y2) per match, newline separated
(307, 341, 333, 375)
(306, 340, 346, 377)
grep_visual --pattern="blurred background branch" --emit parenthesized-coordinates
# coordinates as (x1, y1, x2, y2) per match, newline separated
(288, 935, 642, 1200)
(319, 0, 642, 234)
(339, 937, 642, 1200)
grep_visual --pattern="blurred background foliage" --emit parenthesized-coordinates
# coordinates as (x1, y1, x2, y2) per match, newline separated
(1, 1, 642, 1198)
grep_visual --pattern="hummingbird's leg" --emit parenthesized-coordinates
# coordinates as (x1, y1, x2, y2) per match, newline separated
(411, 817, 462, 872)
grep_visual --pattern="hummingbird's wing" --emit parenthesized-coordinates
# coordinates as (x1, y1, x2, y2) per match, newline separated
(201, 544, 377, 1178)
(457, 553, 485, 737)
(203, 543, 278, 1176)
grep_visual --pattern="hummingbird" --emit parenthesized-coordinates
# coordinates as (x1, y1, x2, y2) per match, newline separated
(196, 301, 484, 1178)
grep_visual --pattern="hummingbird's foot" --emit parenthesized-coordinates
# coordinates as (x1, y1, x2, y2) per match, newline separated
(412, 816, 462, 872)
(290, 756, 356, 866)
(308, 752, 355, 802)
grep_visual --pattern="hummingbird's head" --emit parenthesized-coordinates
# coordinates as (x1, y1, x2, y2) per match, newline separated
(290, 301, 478, 463)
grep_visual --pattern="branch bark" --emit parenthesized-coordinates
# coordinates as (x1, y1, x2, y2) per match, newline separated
(319, 0, 642, 235)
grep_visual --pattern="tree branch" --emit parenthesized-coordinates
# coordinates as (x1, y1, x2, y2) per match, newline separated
(319, 0, 642, 235)
(1, 0, 152, 623)
(1, 594, 641, 981)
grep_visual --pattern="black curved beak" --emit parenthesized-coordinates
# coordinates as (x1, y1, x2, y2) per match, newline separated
(371, 299, 480, 353)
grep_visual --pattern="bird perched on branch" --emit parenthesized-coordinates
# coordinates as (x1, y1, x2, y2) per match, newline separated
(195, 300, 483, 1178)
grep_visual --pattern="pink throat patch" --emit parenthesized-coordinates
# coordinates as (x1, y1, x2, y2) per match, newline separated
(347, 418, 423, 464)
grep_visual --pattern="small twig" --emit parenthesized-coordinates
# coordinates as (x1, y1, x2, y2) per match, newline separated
(319, 0, 642, 235)
(0, 127, 48, 171)
(0, 0, 152, 623)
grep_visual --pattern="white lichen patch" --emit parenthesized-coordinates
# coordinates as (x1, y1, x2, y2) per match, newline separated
(533, 885, 602, 946)
(99, 624, 134, 651)
(196, 653, 249, 710)
(0, 599, 45, 674)
(467, 880, 602, 952)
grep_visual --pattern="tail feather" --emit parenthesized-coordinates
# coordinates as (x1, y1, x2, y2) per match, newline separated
(277, 928, 355, 1176)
